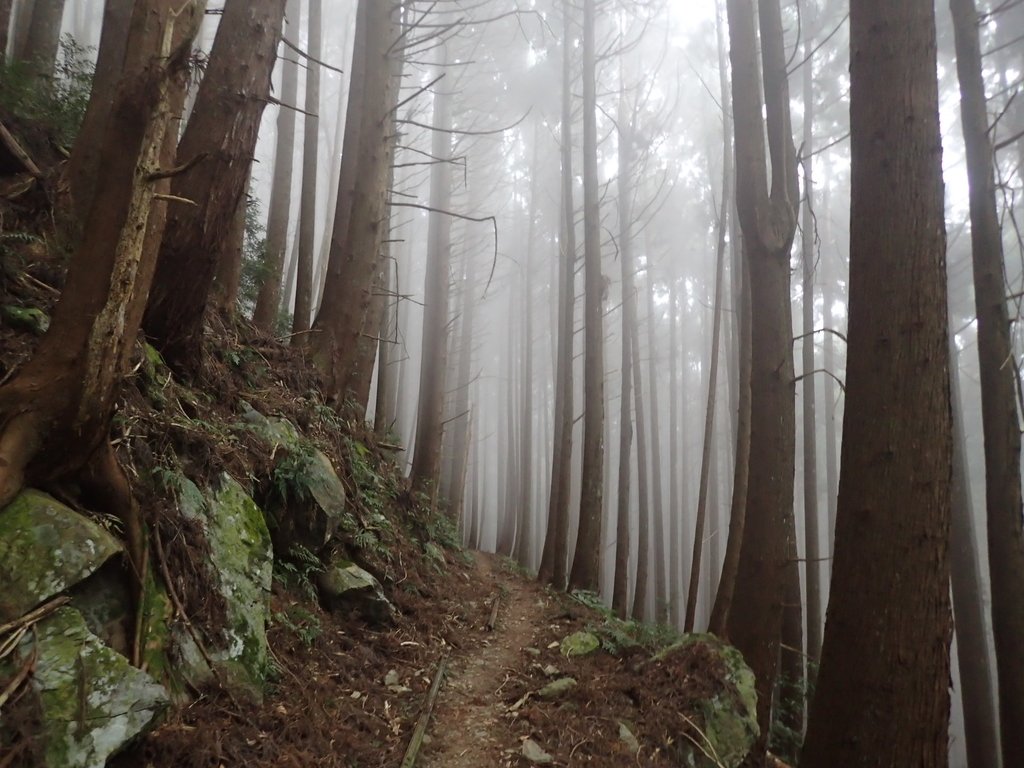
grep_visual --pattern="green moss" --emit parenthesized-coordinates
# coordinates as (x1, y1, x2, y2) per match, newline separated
(0, 490, 122, 623)
(2, 304, 50, 334)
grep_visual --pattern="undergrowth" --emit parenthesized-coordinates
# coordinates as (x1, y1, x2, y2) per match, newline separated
(570, 589, 681, 655)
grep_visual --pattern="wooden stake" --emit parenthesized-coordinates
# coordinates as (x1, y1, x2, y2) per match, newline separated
(400, 649, 450, 768)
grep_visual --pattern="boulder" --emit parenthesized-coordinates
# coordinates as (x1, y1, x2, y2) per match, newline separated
(656, 634, 759, 768)
(0, 490, 122, 624)
(3, 304, 49, 334)
(18, 607, 168, 768)
(317, 560, 394, 623)
(560, 631, 600, 658)
(537, 677, 577, 699)
(171, 473, 273, 694)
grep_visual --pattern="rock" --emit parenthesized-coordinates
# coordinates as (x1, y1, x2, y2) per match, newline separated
(384, 669, 400, 687)
(618, 721, 640, 754)
(69, 564, 131, 656)
(560, 630, 600, 657)
(172, 473, 273, 695)
(656, 634, 759, 768)
(245, 409, 348, 555)
(537, 677, 577, 699)
(317, 559, 394, 624)
(19, 607, 168, 768)
(521, 738, 554, 765)
(541, 664, 560, 677)
(0, 490, 122, 623)
(2, 304, 49, 334)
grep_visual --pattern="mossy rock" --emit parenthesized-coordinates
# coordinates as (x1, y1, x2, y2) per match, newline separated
(0, 490, 122, 624)
(171, 472, 273, 696)
(317, 559, 394, 624)
(17, 607, 168, 768)
(2, 304, 49, 334)
(68, 564, 131, 657)
(656, 634, 759, 768)
(561, 631, 600, 658)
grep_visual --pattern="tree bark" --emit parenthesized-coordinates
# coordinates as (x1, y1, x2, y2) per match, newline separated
(20, 0, 64, 83)
(630, 275, 651, 623)
(644, 268, 667, 622)
(538, 0, 576, 589)
(950, 0, 1024, 761)
(801, 0, 953, 762)
(307, 0, 400, 404)
(949, 344, 1002, 768)
(252, 0, 299, 330)
(668, 283, 682, 625)
(0, 0, 13, 61)
(721, 0, 798, 749)
(66, 0, 132, 223)
(211, 168, 251, 315)
(143, 0, 286, 376)
(291, 0, 321, 334)
(568, 0, 605, 592)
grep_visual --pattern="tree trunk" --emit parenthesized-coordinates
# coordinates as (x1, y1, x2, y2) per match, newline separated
(0, 0, 13, 61)
(410, 52, 454, 505)
(951, 0, 1024, 760)
(668, 283, 682, 625)
(949, 344, 1002, 768)
(568, 0, 605, 592)
(538, 0, 576, 589)
(374, 255, 396, 438)
(721, 0, 798, 749)
(644, 268, 667, 622)
(252, 0, 299, 331)
(143, 0, 286, 376)
(66, 0, 132, 223)
(685, 93, 731, 632)
(630, 278, 651, 623)
(307, 0, 400, 404)
(800, 13, 822, 666)
(291, 0, 321, 334)
(801, 0, 953, 762)
(0, 0, 201, 621)
(446, 256, 476, 523)
(211, 168, 251, 315)
(20, 0, 64, 83)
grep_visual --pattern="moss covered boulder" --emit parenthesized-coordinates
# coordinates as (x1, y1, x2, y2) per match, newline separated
(17, 607, 168, 768)
(0, 490, 122, 624)
(317, 559, 394, 624)
(171, 472, 273, 695)
(654, 634, 758, 768)
(242, 406, 348, 555)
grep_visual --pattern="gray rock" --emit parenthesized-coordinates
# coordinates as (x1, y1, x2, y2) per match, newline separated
(560, 630, 600, 657)
(0, 490, 122, 623)
(521, 738, 554, 764)
(537, 677, 577, 699)
(318, 560, 394, 623)
(21, 607, 168, 768)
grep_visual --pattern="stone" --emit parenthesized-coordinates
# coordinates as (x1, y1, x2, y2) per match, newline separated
(172, 472, 273, 695)
(21, 607, 168, 768)
(317, 560, 394, 624)
(2, 304, 49, 334)
(560, 631, 600, 658)
(537, 677, 577, 699)
(521, 738, 554, 765)
(0, 490, 122, 623)
(656, 634, 759, 768)
(618, 721, 640, 754)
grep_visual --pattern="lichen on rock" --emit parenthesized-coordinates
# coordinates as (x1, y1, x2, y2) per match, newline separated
(0, 490, 122, 624)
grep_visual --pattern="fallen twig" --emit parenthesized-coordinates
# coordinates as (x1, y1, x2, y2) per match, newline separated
(0, 595, 70, 638)
(486, 592, 501, 632)
(0, 639, 36, 710)
(400, 649, 450, 768)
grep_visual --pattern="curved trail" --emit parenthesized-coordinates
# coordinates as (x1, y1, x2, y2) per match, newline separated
(421, 553, 546, 767)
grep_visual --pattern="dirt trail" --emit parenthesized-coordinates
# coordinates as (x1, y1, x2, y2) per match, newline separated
(421, 552, 546, 767)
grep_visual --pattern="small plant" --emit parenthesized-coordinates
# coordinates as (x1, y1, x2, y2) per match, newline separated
(275, 543, 324, 603)
(237, 195, 268, 317)
(272, 604, 322, 648)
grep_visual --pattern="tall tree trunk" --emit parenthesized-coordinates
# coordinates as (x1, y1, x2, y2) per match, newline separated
(292, 0, 321, 334)
(0, 0, 13, 61)
(644, 268, 667, 622)
(309, 0, 400, 405)
(252, 0, 300, 331)
(801, 0, 953, 762)
(800, 11, 823, 666)
(497, 287, 519, 556)
(951, 0, 1024, 760)
(568, 0, 605, 592)
(949, 344, 1002, 768)
(447, 256, 476, 523)
(410, 53, 453, 505)
(779, 498, 805, 749)
(212, 169, 252, 315)
(66, 0, 132, 223)
(722, 0, 798, 749)
(0, 0, 201, 620)
(668, 283, 682, 625)
(630, 280, 651, 622)
(538, 0, 576, 589)
(374, 255, 396, 438)
(685, 102, 731, 632)
(143, 0, 286, 376)
(20, 0, 64, 83)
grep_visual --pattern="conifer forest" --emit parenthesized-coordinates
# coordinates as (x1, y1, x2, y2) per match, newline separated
(0, 0, 1022, 766)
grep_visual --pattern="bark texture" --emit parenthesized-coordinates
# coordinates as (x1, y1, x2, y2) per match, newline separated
(801, 0, 953, 762)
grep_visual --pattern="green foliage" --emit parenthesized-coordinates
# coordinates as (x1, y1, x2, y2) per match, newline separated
(768, 662, 816, 764)
(270, 439, 319, 507)
(568, 589, 681, 656)
(237, 195, 268, 316)
(0, 36, 94, 146)
(272, 604, 322, 648)
(274, 543, 324, 604)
